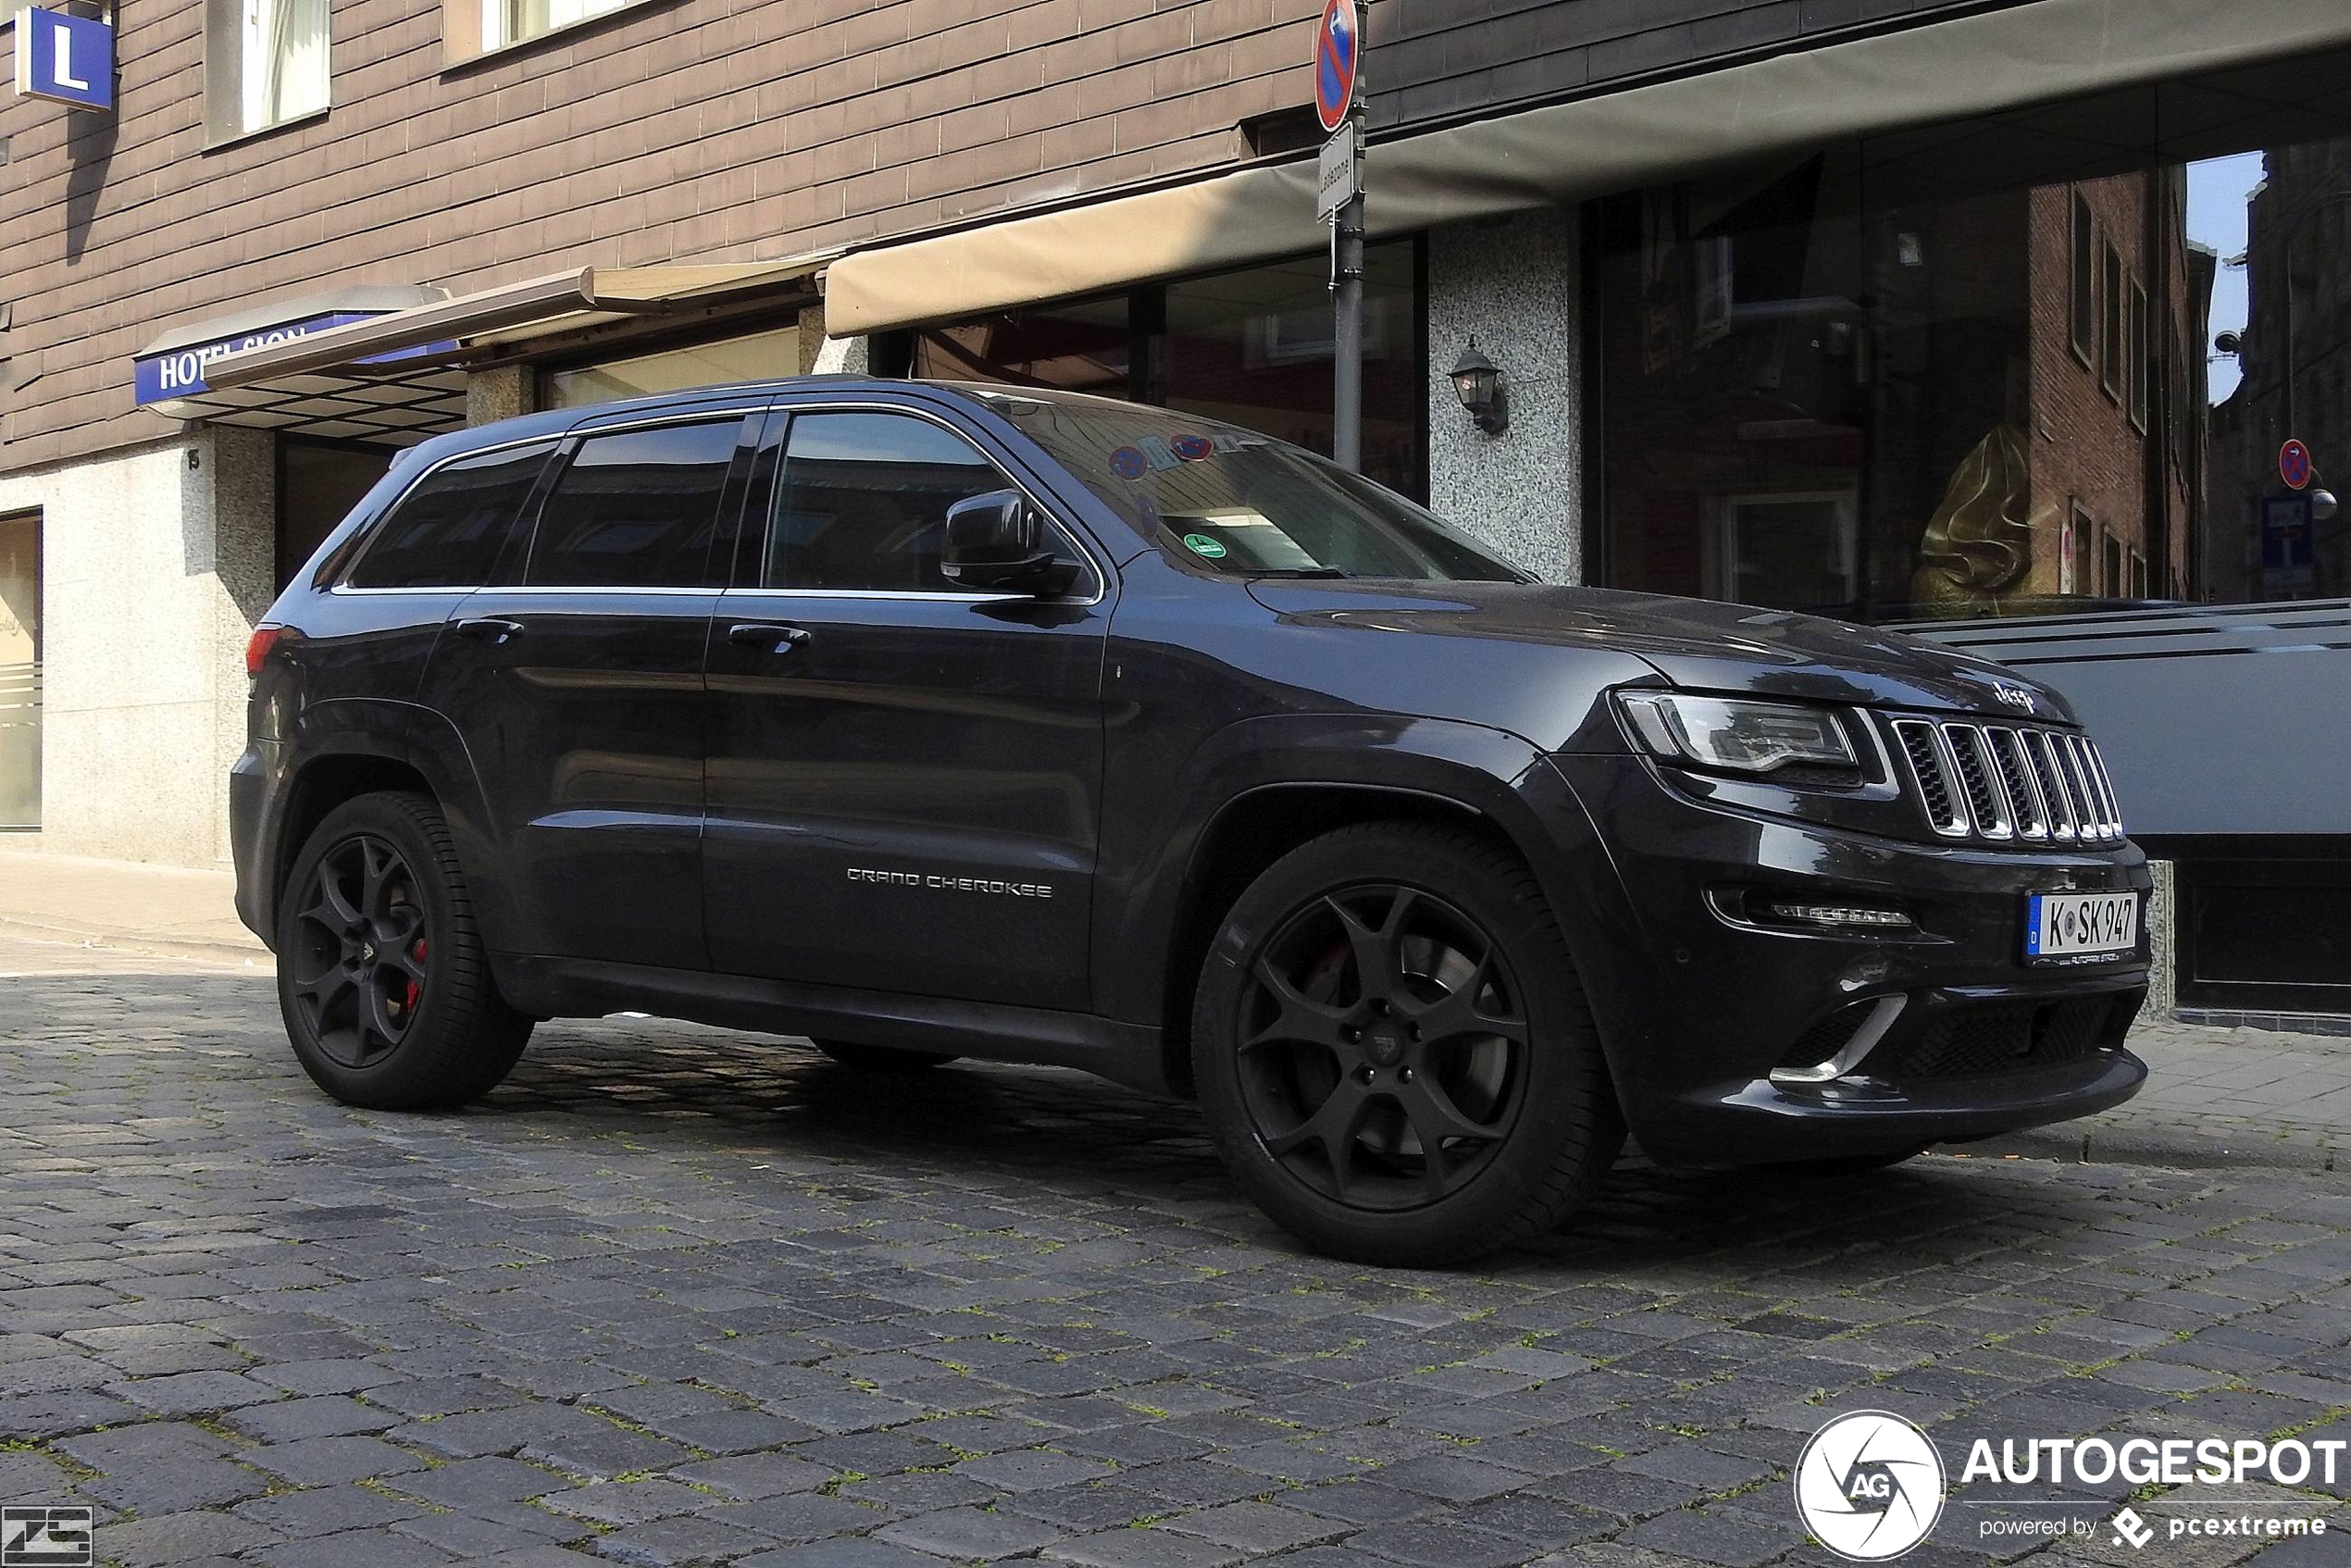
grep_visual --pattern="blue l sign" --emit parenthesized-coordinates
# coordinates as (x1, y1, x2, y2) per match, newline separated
(13, 7, 113, 112)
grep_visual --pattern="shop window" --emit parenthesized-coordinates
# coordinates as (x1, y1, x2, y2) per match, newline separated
(349, 442, 553, 590)
(1594, 53, 2351, 620)
(2070, 191, 2096, 367)
(279, 438, 392, 589)
(908, 241, 1426, 504)
(205, 0, 328, 140)
(542, 325, 803, 410)
(528, 420, 741, 589)
(0, 512, 38, 831)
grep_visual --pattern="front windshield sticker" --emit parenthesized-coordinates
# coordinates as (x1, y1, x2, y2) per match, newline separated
(1182, 533, 1228, 559)
(1109, 446, 1149, 479)
(1102, 431, 1263, 482)
(1173, 434, 1213, 461)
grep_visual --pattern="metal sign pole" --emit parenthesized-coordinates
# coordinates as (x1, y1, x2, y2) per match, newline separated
(1332, 125, 1364, 475)
(1327, 4, 1366, 475)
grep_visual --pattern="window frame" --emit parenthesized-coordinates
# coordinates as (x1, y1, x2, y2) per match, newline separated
(202, 0, 330, 147)
(516, 410, 760, 592)
(2101, 240, 2127, 402)
(730, 400, 1107, 605)
(2129, 278, 2152, 432)
(2070, 190, 2096, 369)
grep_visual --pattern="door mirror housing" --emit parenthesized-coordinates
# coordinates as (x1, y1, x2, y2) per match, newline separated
(941, 490, 1078, 595)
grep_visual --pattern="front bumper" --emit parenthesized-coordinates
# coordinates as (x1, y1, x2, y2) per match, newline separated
(1542, 753, 2151, 1166)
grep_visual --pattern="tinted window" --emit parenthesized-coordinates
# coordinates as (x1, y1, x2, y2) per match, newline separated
(347, 442, 551, 589)
(527, 418, 743, 589)
(767, 412, 1024, 591)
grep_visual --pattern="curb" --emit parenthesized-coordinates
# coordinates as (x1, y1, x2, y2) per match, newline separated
(0, 914, 271, 967)
(1947, 1125, 2343, 1175)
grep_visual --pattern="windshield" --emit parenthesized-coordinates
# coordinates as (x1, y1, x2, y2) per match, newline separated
(981, 392, 1527, 583)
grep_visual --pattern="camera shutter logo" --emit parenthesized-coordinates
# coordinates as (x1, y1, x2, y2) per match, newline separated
(2, 1506, 93, 1568)
(1794, 1411, 1946, 1561)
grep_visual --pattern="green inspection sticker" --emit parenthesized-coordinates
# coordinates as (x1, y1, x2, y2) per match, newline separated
(1183, 533, 1227, 559)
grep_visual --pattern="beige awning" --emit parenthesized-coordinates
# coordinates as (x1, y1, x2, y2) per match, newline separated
(825, 0, 2351, 335)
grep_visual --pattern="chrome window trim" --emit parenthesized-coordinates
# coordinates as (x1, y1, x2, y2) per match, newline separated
(757, 399, 1111, 609)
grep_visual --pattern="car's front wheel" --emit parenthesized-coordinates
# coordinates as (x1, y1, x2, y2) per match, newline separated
(277, 791, 532, 1110)
(1192, 822, 1623, 1266)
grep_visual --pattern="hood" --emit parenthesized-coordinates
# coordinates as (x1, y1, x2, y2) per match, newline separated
(1244, 579, 2078, 723)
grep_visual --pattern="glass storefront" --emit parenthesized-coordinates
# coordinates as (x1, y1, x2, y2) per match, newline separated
(542, 323, 804, 410)
(910, 243, 1427, 503)
(0, 513, 39, 830)
(1595, 51, 2351, 620)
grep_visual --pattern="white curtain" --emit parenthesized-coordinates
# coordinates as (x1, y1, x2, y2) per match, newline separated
(243, 0, 327, 131)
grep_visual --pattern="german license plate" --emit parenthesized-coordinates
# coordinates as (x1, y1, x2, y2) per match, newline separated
(2025, 891, 2139, 963)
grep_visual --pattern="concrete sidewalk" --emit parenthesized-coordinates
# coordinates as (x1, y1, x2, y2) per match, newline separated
(0, 850, 2343, 1169)
(0, 850, 269, 964)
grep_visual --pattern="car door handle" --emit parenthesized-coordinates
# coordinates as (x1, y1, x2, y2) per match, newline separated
(455, 616, 525, 643)
(728, 622, 814, 652)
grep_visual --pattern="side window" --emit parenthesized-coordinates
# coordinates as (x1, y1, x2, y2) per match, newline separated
(527, 418, 743, 589)
(346, 442, 552, 590)
(767, 411, 1028, 591)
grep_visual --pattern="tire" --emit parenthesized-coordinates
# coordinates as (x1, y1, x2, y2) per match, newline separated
(815, 1040, 961, 1072)
(1764, 1149, 1925, 1177)
(276, 790, 532, 1111)
(1191, 821, 1623, 1267)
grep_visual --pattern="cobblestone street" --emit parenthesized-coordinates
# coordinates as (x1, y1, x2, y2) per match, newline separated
(5, 943, 2349, 1567)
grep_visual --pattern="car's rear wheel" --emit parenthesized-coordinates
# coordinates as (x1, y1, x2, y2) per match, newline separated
(277, 791, 531, 1110)
(1192, 822, 1623, 1266)
(815, 1040, 961, 1071)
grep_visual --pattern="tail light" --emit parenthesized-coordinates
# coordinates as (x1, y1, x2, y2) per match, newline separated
(245, 624, 286, 678)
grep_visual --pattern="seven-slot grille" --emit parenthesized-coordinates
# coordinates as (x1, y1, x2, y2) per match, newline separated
(1886, 717, 2123, 844)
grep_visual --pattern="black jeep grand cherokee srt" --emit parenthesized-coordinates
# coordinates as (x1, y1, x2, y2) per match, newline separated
(233, 379, 2148, 1265)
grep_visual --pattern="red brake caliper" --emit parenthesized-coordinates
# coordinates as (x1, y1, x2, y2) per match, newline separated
(405, 939, 428, 1014)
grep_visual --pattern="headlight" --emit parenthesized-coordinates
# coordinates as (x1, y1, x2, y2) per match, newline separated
(1618, 692, 1859, 776)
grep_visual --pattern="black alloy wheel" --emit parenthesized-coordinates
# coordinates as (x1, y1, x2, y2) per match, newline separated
(1236, 884, 1526, 1211)
(287, 834, 432, 1069)
(277, 791, 532, 1110)
(1194, 821, 1622, 1266)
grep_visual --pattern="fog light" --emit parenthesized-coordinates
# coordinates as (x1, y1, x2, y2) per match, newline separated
(1767, 902, 1915, 932)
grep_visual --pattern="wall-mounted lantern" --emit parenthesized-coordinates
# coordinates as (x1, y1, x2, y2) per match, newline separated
(1449, 338, 1509, 437)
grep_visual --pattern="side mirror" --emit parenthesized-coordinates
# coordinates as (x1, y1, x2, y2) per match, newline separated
(941, 489, 1077, 595)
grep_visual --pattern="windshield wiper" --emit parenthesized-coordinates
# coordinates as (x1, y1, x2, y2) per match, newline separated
(1245, 566, 1349, 579)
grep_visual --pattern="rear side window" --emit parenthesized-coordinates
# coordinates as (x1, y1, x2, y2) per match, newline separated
(346, 442, 552, 589)
(526, 418, 745, 588)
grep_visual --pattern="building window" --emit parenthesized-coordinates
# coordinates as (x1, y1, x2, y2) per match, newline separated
(206, 0, 328, 139)
(541, 325, 805, 410)
(489, 0, 630, 51)
(908, 241, 1428, 504)
(0, 512, 38, 831)
(2101, 242, 2126, 400)
(2129, 280, 2151, 430)
(2071, 191, 2096, 367)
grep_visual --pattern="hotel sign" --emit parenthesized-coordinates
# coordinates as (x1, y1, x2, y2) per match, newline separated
(13, 6, 113, 112)
(134, 312, 451, 406)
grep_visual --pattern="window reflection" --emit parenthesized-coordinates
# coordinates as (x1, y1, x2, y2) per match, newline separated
(1598, 53, 2351, 619)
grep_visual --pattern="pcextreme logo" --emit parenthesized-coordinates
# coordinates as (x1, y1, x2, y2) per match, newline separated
(1794, 1411, 1946, 1562)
